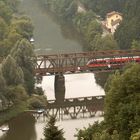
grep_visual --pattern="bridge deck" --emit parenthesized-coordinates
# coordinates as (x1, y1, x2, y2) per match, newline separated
(35, 50, 140, 76)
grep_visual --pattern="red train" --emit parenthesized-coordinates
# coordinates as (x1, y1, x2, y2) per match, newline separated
(87, 56, 140, 70)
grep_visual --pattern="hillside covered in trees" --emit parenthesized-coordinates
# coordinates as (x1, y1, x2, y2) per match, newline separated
(0, 0, 47, 124)
(81, 0, 140, 49)
(39, 0, 140, 51)
(76, 64, 140, 140)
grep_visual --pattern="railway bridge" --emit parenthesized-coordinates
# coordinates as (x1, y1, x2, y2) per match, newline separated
(35, 50, 140, 76)
(34, 50, 140, 119)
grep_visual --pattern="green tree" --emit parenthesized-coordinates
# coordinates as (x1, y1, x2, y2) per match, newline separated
(6, 85, 28, 105)
(85, 20, 102, 44)
(0, 68, 6, 92)
(42, 116, 65, 140)
(75, 121, 104, 140)
(100, 131, 111, 140)
(90, 34, 118, 51)
(4, 0, 19, 12)
(0, 68, 7, 106)
(28, 95, 47, 109)
(111, 130, 119, 140)
(73, 11, 96, 34)
(43, 0, 77, 21)
(0, 17, 8, 40)
(7, 29, 22, 47)
(11, 16, 34, 39)
(79, 0, 126, 17)
(131, 40, 140, 50)
(1, 55, 24, 86)
(114, 0, 140, 49)
(11, 39, 35, 72)
(11, 39, 36, 94)
(104, 64, 140, 139)
(130, 130, 140, 140)
(0, 1, 12, 22)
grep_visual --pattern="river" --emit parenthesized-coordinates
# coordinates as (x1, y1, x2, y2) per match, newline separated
(0, 0, 105, 139)
(19, 0, 83, 54)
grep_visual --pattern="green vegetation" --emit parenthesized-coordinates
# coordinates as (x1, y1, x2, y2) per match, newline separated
(0, 0, 47, 124)
(114, 0, 140, 50)
(40, 0, 77, 21)
(79, 0, 126, 17)
(76, 64, 140, 140)
(0, 102, 28, 125)
(42, 115, 65, 140)
(0, 0, 140, 139)
(38, 0, 119, 51)
(39, 0, 140, 51)
(77, 0, 140, 50)
(0, 1, 33, 57)
(104, 65, 140, 139)
(28, 95, 47, 109)
(130, 129, 140, 140)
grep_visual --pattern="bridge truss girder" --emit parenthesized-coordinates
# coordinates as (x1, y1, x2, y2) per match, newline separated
(35, 50, 140, 76)
(43, 95, 105, 120)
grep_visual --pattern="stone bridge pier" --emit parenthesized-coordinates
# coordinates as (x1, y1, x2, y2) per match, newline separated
(54, 74, 65, 103)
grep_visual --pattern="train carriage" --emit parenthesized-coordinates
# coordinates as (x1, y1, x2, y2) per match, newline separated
(87, 56, 140, 71)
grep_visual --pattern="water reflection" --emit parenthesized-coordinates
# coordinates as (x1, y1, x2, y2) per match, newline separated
(0, 73, 105, 140)
(41, 73, 105, 100)
(94, 72, 112, 89)
(0, 113, 36, 140)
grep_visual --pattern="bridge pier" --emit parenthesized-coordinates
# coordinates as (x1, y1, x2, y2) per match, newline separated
(54, 74, 65, 103)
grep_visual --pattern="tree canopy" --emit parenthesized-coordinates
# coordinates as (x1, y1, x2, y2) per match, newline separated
(2, 55, 24, 86)
(42, 116, 65, 140)
(104, 64, 140, 139)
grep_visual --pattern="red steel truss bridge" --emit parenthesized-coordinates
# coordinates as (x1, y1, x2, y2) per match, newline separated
(35, 50, 140, 76)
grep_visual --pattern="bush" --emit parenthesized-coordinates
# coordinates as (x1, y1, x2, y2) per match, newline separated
(28, 95, 47, 109)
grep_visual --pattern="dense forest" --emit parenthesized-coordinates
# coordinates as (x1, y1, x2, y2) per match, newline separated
(79, 0, 140, 50)
(0, 0, 47, 124)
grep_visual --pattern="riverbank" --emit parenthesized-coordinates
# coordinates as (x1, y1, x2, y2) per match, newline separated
(38, 0, 118, 51)
(0, 102, 28, 126)
(3, 0, 107, 139)
(37, 0, 100, 50)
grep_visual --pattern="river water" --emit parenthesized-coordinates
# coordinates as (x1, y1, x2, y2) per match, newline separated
(0, 0, 105, 139)
(19, 0, 83, 54)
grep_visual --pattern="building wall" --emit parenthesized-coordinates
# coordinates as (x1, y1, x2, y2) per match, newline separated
(106, 14, 122, 30)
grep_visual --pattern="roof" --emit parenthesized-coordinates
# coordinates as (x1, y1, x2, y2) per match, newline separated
(107, 11, 122, 18)
(111, 19, 122, 26)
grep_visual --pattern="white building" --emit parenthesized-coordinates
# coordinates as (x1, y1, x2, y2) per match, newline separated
(103, 11, 123, 34)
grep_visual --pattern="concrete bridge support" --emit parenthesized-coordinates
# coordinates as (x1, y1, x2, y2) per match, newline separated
(54, 74, 65, 103)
